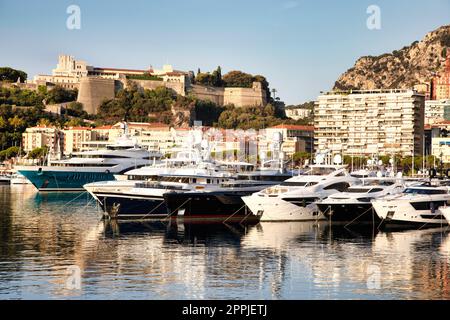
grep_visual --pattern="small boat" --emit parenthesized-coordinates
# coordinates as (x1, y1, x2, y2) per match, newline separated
(10, 173, 32, 185)
(372, 181, 450, 228)
(0, 174, 11, 185)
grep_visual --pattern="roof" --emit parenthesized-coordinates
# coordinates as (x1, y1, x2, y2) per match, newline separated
(64, 126, 91, 131)
(164, 72, 186, 77)
(268, 124, 315, 131)
(93, 67, 148, 73)
(28, 125, 57, 129)
(95, 125, 113, 130)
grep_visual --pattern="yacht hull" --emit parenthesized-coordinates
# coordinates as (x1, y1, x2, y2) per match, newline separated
(317, 202, 380, 223)
(19, 169, 115, 191)
(242, 195, 325, 222)
(372, 199, 449, 229)
(94, 192, 169, 220)
(163, 191, 257, 221)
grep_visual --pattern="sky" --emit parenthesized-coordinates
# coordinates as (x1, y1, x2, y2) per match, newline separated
(0, 0, 449, 104)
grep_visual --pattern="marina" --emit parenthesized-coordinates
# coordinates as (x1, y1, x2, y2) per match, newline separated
(1, 185, 450, 299)
(1, 1, 450, 305)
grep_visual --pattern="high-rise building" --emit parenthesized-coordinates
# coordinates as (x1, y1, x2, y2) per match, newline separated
(314, 89, 425, 157)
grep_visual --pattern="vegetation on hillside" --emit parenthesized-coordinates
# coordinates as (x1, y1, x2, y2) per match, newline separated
(126, 72, 163, 81)
(0, 85, 85, 150)
(0, 67, 27, 82)
(334, 25, 450, 90)
(195, 68, 271, 101)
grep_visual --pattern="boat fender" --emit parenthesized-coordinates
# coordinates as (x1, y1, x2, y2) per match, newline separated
(105, 169, 110, 174)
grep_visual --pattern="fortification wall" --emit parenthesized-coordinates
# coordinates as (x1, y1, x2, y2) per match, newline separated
(0, 81, 38, 91)
(223, 84, 266, 107)
(77, 77, 115, 114)
(190, 85, 225, 105)
(124, 79, 185, 96)
(189, 82, 266, 107)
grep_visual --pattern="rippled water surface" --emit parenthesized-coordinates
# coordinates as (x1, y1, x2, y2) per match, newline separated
(1, 185, 450, 299)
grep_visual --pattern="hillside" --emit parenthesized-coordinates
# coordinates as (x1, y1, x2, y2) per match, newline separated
(334, 25, 450, 90)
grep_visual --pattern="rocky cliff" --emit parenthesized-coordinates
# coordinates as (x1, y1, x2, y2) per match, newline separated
(334, 25, 450, 90)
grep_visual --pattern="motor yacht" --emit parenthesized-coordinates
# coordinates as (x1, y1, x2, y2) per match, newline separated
(372, 181, 450, 228)
(242, 164, 360, 222)
(317, 177, 405, 223)
(16, 124, 161, 191)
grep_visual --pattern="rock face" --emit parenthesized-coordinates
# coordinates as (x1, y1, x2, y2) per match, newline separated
(334, 25, 450, 90)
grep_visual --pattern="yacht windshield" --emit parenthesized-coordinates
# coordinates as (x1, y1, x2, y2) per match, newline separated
(307, 167, 337, 176)
(363, 180, 395, 186)
(346, 188, 370, 193)
(280, 181, 318, 187)
(404, 188, 448, 195)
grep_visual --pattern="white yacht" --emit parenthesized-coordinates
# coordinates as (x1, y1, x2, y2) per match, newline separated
(317, 177, 405, 223)
(16, 123, 162, 191)
(372, 181, 450, 228)
(242, 165, 360, 222)
(441, 206, 450, 225)
(10, 173, 32, 185)
(84, 159, 237, 220)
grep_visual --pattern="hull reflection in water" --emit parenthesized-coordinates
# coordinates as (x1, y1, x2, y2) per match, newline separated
(2, 185, 450, 299)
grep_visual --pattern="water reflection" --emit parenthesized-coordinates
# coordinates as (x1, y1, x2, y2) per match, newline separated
(0, 185, 450, 299)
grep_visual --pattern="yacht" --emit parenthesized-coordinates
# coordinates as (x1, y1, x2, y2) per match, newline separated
(162, 161, 294, 220)
(242, 164, 360, 222)
(10, 172, 32, 185)
(372, 181, 450, 228)
(16, 125, 162, 191)
(84, 160, 237, 220)
(441, 206, 450, 225)
(317, 177, 405, 223)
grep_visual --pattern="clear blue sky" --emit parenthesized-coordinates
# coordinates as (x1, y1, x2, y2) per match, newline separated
(0, 0, 449, 104)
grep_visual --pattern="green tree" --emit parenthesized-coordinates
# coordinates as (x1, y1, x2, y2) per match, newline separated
(222, 70, 254, 88)
(0, 67, 27, 82)
(45, 86, 78, 104)
(8, 115, 25, 132)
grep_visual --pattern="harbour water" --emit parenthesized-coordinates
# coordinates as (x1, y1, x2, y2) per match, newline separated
(1, 185, 450, 300)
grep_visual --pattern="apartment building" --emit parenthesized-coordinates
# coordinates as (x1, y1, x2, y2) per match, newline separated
(62, 126, 94, 154)
(22, 125, 62, 153)
(314, 89, 425, 157)
(425, 99, 450, 125)
(265, 125, 314, 155)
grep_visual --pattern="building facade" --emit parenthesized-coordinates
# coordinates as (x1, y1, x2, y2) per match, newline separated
(314, 89, 425, 157)
(432, 53, 450, 101)
(264, 125, 314, 155)
(285, 106, 312, 120)
(425, 99, 450, 125)
(22, 125, 62, 154)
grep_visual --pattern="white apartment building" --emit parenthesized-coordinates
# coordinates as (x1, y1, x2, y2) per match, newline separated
(22, 125, 62, 153)
(62, 126, 94, 155)
(285, 106, 312, 120)
(425, 99, 450, 125)
(314, 89, 425, 157)
(34, 55, 187, 87)
(431, 137, 450, 163)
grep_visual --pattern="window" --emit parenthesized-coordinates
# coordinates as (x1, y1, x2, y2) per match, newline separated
(404, 188, 447, 195)
(323, 182, 350, 192)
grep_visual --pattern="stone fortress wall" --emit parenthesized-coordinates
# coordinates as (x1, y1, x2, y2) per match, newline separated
(19, 55, 268, 114)
(124, 79, 185, 96)
(77, 77, 115, 114)
(189, 82, 266, 107)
